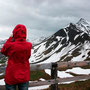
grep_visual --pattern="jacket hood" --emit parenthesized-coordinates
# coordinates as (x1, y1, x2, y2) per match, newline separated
(13, 24, 27, 41)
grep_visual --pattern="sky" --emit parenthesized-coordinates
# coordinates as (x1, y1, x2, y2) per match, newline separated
(0, 0, 90, 40)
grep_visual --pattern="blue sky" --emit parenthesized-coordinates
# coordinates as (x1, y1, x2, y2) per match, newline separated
(0, 0, 90, 40)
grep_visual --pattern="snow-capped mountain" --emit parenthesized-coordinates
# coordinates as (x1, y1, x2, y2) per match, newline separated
(30, 18, 90, 64)
(31, 36, 47, 46)
(76, 18, 90, 36)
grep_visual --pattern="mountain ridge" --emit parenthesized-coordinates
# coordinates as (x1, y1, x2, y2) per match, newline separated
(30, 18, 90, 64)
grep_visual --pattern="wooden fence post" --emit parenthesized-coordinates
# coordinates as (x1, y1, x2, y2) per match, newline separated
(51, 62, 58, 90)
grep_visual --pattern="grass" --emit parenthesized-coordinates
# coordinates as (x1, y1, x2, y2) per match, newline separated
(29, 70, 51, 81)
(81, 65, 90, 69)
(0, 75, 4, 79)
(29, 71, 43, 81)
(58, 79, 90, 90)
(44, 79, 90, 90)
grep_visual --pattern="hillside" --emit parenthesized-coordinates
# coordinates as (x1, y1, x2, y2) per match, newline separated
(30, 18, 90, 64)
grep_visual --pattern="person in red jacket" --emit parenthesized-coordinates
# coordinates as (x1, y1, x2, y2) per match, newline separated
(0, 24, 32, 90)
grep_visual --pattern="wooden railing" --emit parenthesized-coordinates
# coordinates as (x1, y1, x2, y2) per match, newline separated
(0, 61, 90, 90)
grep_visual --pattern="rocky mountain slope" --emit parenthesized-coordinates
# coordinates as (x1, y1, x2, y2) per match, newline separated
(0, 40, 7, 63)
(30, 18, 90, 64)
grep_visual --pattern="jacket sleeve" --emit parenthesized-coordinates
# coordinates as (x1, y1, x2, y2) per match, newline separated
(0, 37, 13, 57)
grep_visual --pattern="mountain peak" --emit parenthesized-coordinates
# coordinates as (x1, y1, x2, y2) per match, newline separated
(79, 18, 86, 21)
(77, 18, 89, 25)
(76, 18, 90, 36)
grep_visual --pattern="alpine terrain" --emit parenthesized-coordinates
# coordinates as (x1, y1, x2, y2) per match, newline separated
(0, 40, 6, 63)
(30, 18, 90, 64)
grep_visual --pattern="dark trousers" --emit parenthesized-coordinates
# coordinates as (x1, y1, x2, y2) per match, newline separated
(5, 82, 29, 90)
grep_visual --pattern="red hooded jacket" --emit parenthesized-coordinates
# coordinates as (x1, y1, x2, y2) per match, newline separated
(0, 24, 32, 85)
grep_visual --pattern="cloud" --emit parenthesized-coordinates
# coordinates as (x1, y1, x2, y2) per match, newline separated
(0, 0, 90, 40)
(0, 25, 13, 39)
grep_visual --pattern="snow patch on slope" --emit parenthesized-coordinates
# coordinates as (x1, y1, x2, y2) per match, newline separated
(0, 79, 5, 85)
(66, 67, 90, 75)
(45, 69, 73, 78)
(72, 41, 90, 61)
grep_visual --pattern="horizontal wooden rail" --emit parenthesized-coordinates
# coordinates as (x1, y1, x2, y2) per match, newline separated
(30, 63, 52, 71)
(0, 75, 90, 88)
(30, 61, 90, 71)
(0, 63, 52, 73)
(57, 61, 90, 69)
(1, 61, 90, 71)
(0, 61, 90, 73)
